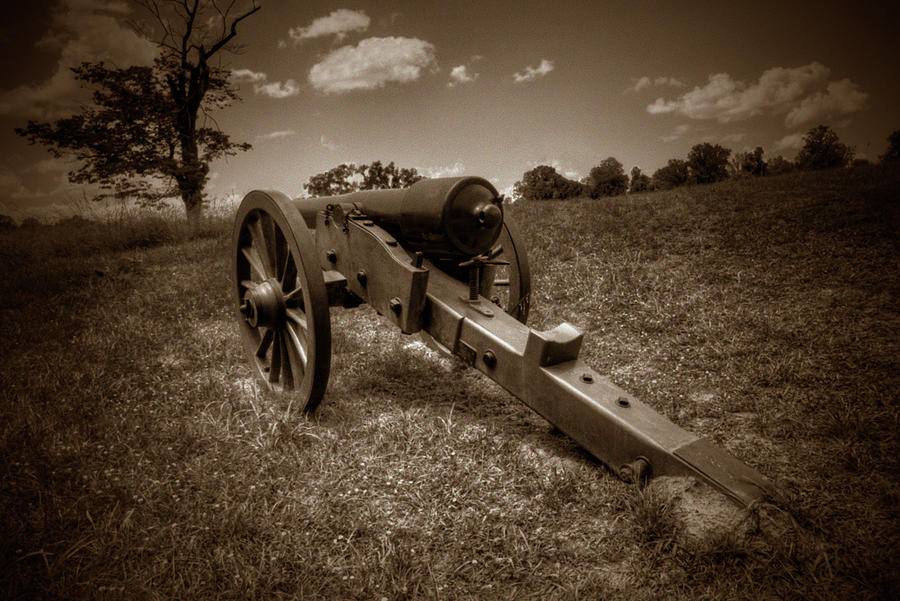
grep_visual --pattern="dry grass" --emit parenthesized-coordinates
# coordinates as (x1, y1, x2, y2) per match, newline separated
(1, 165, 898, 599)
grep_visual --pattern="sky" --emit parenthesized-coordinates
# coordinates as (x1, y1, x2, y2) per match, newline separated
(1, 0, 898, 222)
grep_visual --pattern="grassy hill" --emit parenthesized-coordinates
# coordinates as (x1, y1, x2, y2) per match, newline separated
(1, 165, 897, 599)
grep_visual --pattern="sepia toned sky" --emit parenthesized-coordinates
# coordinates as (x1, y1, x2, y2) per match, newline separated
(1, 0, 898, 221)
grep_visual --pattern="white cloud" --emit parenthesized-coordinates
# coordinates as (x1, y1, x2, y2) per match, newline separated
(513, 59, 554, 83)
(308, 37, 437, 94)
(289, 9, 370, 42)
(0, 0, 157, 118)
(721, 132, 747, 143)
(320, 135, 337, 151)
(423, 161, 466, 178)
(230, 68, 267, 83)
(625, 75, 684, 94)
(256, 130, 296, 141)
(784, 79, 868, 127)
(254, 80, 300, 98)
(644, 63, 867, 127)
(231, 69, 300, 98)
(448, 65, 477, 87)
(774, 133, 805, 151)
(659, 123, 690, 142)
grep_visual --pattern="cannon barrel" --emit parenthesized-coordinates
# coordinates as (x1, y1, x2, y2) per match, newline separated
(292, 176, 504, 258)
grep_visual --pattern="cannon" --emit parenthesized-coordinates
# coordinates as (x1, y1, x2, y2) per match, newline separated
(231, 176, 775, 507)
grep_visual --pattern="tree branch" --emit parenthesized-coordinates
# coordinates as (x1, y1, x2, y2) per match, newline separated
(204, 2, 260, 59)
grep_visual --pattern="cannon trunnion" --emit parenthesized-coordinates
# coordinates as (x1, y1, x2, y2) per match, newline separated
(231, 177, 775, 508)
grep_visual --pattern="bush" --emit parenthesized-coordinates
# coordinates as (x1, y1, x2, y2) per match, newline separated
(687, 143, 731, 184)
(796, 125, 853, 170)
(582, 157, 628, 198)
(513, 165, 585, 201)
(652, 159, 690, 190)
(880, 130, 900, 164)
(767, 155, 795, 176)
(629, 166, 651, 193)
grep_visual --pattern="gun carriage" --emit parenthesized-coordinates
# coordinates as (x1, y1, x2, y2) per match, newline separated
(232, 176, 774, 507)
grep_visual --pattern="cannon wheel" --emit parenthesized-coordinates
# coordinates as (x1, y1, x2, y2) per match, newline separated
(481, 216, 532, 323)
(232, 190, 331, 413)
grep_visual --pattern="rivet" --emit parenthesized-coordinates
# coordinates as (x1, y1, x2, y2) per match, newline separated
(616, 397, 631, 408)
(581, 373, 594, 384)
(356, 270, 367, 287)
(483, 350, 497, 369)
(326, 249, 337, 263)
(385, 238, 398, 247)
(389, 298, 403, 314)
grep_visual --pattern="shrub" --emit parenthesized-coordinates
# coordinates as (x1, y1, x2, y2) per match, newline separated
(513, 165, 585, 201)
(687, 142, 731, 184)
(652, 159, 690, 190)
(582, 157, 628, 198)
(796, 125, 853, 170)
(629, 166, 651, 193)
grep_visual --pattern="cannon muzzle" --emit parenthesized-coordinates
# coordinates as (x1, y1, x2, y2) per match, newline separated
(293, 176, 504, 259)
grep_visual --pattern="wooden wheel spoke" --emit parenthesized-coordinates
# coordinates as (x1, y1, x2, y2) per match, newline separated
(256, 328, 274, 358)
(286, 308, 308, 334)
(278, 330, 294, 389)
(274, 226, 288, 282)
(285, 321, 308, 371)
(241, 279, 258, 290)
(269, 330, 283, 384)
(249, 218, 275, 277)
(281, 250, 298, 290)
(242, 246, 268, 280)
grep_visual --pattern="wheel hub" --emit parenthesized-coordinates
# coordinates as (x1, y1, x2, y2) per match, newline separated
(240, 278, 285, 328)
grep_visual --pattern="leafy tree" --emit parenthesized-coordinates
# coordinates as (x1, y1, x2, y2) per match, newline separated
(739, 147, 767, 176)
(629, 166, 651, 193)
(0, 215, 15, 230)
(796, 125, 853, 170)
(582, 157, 628, 198)
(880, 130, 900, 163)
(513, 165, 584, 201)
(304, 162, 424, 197)
(767, 155, 795, 176)
(15, 0, 261, 227)
(20, 217, 42, 229)
(652, 159, 689, 190)
(687, 143, 731, 184)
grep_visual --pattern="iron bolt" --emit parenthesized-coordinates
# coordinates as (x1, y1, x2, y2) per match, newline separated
(326, 249, 337, 263)
(483, 350, 497, 369)
(356, 270, 367, 287)
(389, 297, 403, 314)
(616, 397, 631, 408)
(581, 373, 594, 384)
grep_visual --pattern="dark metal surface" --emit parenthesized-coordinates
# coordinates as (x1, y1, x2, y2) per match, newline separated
(232, 190, 331, 412)
(292, 177, 505, 259)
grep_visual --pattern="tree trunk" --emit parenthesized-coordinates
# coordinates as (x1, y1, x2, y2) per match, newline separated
(184, 190, 204, 233)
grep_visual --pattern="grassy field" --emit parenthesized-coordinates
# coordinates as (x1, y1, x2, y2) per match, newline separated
(1, 165, 897, 599)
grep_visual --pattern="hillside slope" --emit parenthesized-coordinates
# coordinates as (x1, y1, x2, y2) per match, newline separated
(1, 165, 898, 599)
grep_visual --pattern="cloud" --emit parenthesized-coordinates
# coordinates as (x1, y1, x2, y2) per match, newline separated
(230, 68, 267, 83)
(720, 132, 747, 143)
(308, 37, 437, 94)
(448, 65, 477, 87)
(0, 0, 157, 118)
(423, 162, 466, 178)
(320, 135, 337, 151)
(254, 80, 300, 98)
(774, 133, 805, 151)
(256, 130, 296, 141)
(513, 59, 554, 83)
(784, 79, 868, 127)
(231, 69, 300, 98)
(644, 63, 867, 127)
(624, 75, 684, 94)
(659, 124, 690, 142)
(289, 9, 370, 42)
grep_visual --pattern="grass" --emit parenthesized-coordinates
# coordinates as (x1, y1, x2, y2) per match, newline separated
(1, 165, 898, 599)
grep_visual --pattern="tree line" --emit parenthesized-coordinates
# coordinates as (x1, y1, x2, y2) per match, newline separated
(513, 125, 897, 202)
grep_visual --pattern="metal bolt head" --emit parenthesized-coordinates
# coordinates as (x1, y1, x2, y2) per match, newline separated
(483, 350, 497, 369)
(389, 297, 403, 314)
(356, 270, 367, 287)
(581, 373, 594, 384)
(616, 397, 630, 408)
(326, 249, 337, 263)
